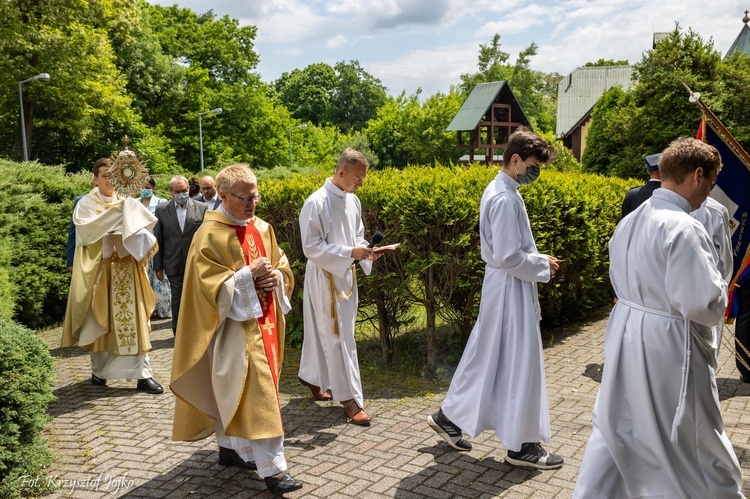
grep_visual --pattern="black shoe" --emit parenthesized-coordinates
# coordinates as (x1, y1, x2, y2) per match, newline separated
(427, 408, 472, 451)
(741, 375, 750, 384)
(264, 473, 302, 495)
(136, 377, 163, 394)
(218, 446, 257, 471)
(505, 442, 564, 470)
(91, 374, 107, 386)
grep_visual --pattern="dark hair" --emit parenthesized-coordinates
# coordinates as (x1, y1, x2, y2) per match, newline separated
(145, 176, 156, 188)
(188, 177, 200, 197)
(92, 158, 112, 176)
(502, 127, 555, 165)
(659, 137, 721, 184)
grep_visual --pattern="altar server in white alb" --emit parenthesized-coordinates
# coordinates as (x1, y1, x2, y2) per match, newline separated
(574, 137, 744, 498)
(691, 195, 732, 362)
(428, 128, 564, 469)
(298, 148, 381, 426)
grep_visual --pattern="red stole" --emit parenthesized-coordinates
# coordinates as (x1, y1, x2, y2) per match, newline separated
(231, 221, 280, 389)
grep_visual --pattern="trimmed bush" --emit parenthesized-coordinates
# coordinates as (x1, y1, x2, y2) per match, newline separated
(0, 160, 90, 329)
(259, 164, 639, 369)
(0, 319, 55, 498)
(0, 158, 637, 369)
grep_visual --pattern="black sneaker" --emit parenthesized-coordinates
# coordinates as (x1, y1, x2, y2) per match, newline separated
(91, 374, 107, 386)
(505, 442, 564, 470)
(427, 409, 472, 451)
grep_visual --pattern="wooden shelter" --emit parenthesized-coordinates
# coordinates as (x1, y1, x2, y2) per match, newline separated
(446, 81, 531, 164)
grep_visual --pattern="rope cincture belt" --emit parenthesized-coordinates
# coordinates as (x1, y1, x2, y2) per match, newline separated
(617, 297, 690, 444)
(327, 264, 356, 335)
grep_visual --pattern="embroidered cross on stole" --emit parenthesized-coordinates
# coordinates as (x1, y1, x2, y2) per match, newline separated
(232, 222, 280, 389)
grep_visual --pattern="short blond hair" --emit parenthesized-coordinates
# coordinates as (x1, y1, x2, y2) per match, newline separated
(216, 163, 257, 194)
(336, 148, 369, 172)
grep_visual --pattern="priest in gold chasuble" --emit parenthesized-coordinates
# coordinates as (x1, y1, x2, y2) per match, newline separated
(171, 164, 301, 493)
(62, 156, 163, 393)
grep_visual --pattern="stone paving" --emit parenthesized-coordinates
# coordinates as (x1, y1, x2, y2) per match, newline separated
(37, 309, 750, 498)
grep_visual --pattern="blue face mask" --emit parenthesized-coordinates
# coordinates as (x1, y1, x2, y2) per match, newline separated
(140, 188, 153, 198)
(174, 192, 190, 206)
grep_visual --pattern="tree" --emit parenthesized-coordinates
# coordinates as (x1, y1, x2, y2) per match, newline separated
(459, 34, 512, 94)
(144, 5, 259, 87)
(582, 25, 725, 178)
(0, 0, 147, 165)
(365, 89, 463, 168)
(275, 63, 337, 126)
(715, 53, 750, 150)
(460, 34, 562, 133)
(274, 60, 387, 134)
(142, 4, 291, 171)
(580, 87, 639, 177)
(585, 59, 629, 67)
(331, 61, 387, 133)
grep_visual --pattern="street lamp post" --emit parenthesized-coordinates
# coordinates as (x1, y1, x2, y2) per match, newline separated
(199, 107, 223, 171)
(289, 124, 308, 169)
(18, 73, 50, 162)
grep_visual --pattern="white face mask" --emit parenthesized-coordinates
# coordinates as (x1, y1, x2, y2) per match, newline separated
(173, 192, 190, 206)
(514, 159, 540, 185)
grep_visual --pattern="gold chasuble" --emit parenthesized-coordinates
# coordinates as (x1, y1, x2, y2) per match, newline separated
(62, 191, 157, 355)
(171, 211, 293, 442)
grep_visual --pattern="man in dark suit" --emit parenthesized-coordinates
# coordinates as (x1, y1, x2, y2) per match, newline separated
(195, 175, 222, 210)
(154, 176, 208, 334)
(621, 152, 662, 219)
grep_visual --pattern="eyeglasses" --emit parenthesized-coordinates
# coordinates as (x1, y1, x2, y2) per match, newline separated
(227, 192, 261, 203)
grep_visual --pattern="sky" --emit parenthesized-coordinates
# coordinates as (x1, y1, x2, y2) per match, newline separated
(151, 0, 748, 98)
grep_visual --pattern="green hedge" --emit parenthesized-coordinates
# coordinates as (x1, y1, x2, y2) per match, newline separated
(0, 160, 90, 328)
(0, 319, 55, 499)
(257, 164, 638, 370)
(0, 160, 637, 370)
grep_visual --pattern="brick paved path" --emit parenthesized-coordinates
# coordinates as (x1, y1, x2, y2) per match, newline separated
(39, 309, 750, 498)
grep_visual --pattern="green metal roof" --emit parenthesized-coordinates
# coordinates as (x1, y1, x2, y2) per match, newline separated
(555, 65, 634, 138)
(726, 22, 750, 59)
(446, 81, 517, 131)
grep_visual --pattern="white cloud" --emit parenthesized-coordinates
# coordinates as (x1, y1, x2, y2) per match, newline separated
(325, 35, 349, 49)
(153, 0, 749, 96)
(366, 43, 477, 96)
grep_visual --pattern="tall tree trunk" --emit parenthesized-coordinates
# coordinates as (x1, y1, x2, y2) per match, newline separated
(425, 265, 436, 371)
(375, 289, 392, 365)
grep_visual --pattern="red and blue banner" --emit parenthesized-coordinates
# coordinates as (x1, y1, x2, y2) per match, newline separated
(695, 102, 750, 321)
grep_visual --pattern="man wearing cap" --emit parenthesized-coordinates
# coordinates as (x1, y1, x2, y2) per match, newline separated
(621, 152, 662, 218)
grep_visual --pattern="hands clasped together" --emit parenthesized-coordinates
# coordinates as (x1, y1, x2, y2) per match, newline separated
(249, 257, 280, 292)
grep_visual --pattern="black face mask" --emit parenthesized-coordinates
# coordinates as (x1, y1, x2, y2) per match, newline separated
(517, 165, 540, 185)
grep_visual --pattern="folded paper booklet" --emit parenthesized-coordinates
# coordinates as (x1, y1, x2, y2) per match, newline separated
(373, 243, 400, 253)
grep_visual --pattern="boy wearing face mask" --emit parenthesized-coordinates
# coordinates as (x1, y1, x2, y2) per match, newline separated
(428, 128, 565, 470)
(154, 175, 208, 334)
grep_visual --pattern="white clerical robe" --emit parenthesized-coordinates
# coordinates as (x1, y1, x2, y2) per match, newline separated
(441, 171, 552, 452)
(692, 196, 732, 283)
(574, 189, 743, 499)
(298, 179, 373, 406)
(63, 189, 157, 380)
(692, 196, 733, 360)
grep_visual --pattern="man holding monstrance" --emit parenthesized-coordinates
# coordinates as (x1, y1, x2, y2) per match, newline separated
(62, 141, 164, 394)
